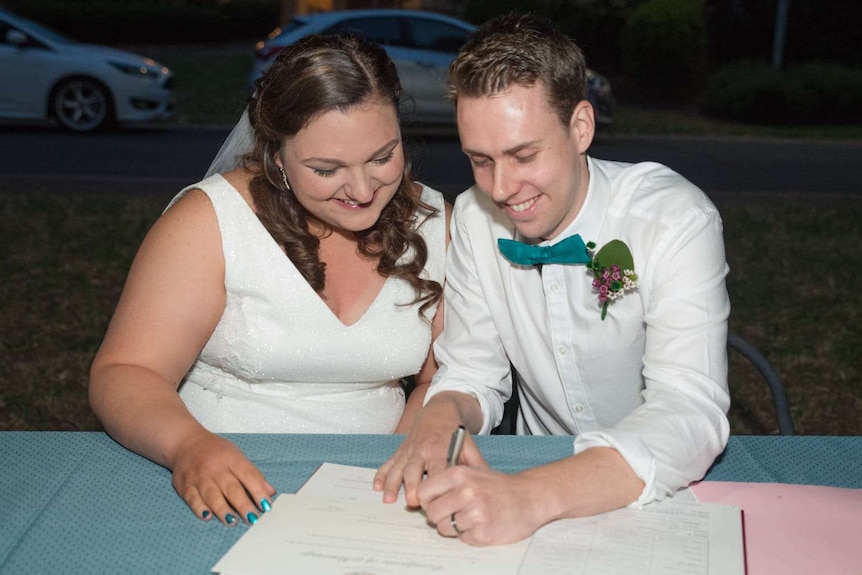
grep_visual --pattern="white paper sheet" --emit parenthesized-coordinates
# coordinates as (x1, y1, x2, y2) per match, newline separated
(519, 500, 744, 575)
(213, 494, 531, 575)
(295, 462, 406, 505)
(213, 463, 743, 575)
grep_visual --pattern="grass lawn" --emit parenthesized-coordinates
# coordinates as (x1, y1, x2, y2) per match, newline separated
(718, 197, 862, 435)
(2, 191, 860, 435)
(1, 47, 859, 435)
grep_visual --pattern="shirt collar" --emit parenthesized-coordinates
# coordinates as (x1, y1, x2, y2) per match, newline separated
(516, 155, 608, 247)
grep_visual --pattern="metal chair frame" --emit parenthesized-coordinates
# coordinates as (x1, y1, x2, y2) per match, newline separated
(727, 331, 795, 435)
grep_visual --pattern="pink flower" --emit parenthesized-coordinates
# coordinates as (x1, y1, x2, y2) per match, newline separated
(585, 240, 639, 321)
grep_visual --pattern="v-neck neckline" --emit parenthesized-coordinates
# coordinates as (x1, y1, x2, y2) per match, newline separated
(215, 174, 393, 328)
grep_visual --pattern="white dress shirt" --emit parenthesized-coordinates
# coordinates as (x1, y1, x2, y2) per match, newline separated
(427, 156, 731, 504)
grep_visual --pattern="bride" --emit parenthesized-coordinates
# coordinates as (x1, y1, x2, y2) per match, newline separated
(89, 33, 449, 527)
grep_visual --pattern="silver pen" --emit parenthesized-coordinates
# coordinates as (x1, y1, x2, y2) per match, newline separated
(446, 425, 467, 467)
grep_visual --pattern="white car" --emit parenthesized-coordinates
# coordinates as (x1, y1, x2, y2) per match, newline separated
(0, 7, 175, 132)
(248, 9, 473, 124)
(248, 9, 612, 126)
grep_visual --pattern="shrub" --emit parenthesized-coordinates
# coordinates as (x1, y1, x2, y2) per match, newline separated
(461, 0, 642, 76)
(619, 0, 707, 99)
(706, 0, 862, 68)
(6, 0, 279, 44)
(701, 61, 862, 125)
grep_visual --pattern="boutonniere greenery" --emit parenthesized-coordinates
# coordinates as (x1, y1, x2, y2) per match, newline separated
(586, 240, 639, 320)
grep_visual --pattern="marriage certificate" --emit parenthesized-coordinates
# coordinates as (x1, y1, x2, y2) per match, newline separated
(213, 463, 744, 575)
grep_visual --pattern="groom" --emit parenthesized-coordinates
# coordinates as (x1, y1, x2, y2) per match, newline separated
(374, 13, 731, 546)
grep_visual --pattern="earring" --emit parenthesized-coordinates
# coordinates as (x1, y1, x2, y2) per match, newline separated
(277, 165, 291, 191)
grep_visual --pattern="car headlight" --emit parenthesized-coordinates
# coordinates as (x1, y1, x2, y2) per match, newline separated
(109, 61, 167, 80)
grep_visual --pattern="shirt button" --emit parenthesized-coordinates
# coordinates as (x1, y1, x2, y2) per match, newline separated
(557, 346, 567, 355)
(549, 283, 559, 292)
(573, 404, 585, 413)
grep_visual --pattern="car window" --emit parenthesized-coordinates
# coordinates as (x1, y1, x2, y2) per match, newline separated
(0, 21, 12, 45)
(407, 19, 470, 54)
(2, 14, 69, 45)
(0, 20, 22, 46)
(0, 21, 38, 48)
(327, 17, 405, 48)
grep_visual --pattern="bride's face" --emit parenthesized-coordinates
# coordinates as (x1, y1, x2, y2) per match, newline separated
(276, 98, 404, 235)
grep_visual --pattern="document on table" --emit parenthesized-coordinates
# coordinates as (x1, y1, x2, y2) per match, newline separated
(213, 463, 744, 575)
(516, 499, 743, 575)
(692, 480, 862, 575)
(294, 461, 407, 505)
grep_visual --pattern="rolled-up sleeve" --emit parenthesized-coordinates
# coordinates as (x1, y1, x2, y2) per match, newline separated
(576, 204, 731, 504)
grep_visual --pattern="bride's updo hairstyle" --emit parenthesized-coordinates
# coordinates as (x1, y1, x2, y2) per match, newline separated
(245, 33, 441, 318)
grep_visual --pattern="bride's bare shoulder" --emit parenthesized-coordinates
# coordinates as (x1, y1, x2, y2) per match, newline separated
(222, 167, 258, 209)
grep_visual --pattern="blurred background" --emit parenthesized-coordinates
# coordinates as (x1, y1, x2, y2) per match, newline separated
(3, 0, 861, 129)
(1, 0, 860, 435)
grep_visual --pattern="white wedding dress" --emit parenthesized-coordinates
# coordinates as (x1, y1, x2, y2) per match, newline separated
(172, 174, 445, 433)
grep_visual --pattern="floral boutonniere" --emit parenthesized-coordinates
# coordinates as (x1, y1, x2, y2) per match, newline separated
(585, 240, 639, 320)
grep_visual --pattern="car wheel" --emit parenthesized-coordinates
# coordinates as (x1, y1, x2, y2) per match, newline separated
(50, 77, 115, 132)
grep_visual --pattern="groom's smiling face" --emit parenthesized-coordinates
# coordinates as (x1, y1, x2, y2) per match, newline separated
(456, 81, 594, 241)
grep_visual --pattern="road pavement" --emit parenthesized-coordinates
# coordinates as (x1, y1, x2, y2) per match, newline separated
(1, 124, 860, 202)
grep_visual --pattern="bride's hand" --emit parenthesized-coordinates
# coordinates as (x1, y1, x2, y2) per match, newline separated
(169, 431, 276, 526)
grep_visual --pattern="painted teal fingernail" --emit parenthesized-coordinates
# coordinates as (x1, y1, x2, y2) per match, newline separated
(246, 512, 258, 525)
(202, 510, 210, 519)
(260, 499, 271, 513)
(225, 514, 236, 525)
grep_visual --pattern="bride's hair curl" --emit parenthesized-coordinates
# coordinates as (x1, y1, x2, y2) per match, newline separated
(244, 33, 441, 318)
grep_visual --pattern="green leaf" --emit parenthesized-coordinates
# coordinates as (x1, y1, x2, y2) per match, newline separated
(595, 239, 635, 271)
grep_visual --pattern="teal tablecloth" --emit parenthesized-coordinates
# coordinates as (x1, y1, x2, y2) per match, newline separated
(3, 433, 861, 574)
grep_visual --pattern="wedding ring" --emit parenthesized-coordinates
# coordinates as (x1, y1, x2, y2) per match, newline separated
(451, 512, 463, 535)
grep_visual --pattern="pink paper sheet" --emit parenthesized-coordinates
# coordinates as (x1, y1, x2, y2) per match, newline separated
(690, 481, 862, 575)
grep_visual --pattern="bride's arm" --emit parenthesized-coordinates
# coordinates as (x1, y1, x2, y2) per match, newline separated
(394, 200, 452, 434)
(89, 189, 274, 525)
(393, 298, 443, 434)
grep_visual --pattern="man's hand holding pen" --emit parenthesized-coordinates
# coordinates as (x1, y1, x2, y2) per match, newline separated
(416, 445, 544, 546)
(373, 391, 550, 545)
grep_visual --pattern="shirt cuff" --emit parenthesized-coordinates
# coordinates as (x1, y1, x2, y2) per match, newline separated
(573, 430, 657, 507)
(424, 381, 500, 435)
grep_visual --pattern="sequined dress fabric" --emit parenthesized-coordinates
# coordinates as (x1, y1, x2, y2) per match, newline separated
(173, 175, 445, 433)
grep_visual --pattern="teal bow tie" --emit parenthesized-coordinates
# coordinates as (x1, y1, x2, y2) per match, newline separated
(498, 234, 591, 266)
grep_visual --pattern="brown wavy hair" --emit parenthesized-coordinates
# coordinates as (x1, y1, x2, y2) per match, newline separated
(244, 33, 441, 318)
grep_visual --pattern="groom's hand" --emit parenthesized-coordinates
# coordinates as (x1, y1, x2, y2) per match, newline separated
(373, 392, 486, 507)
